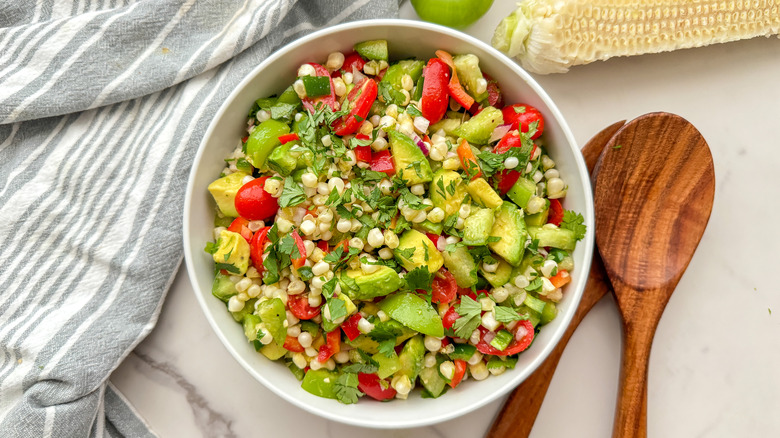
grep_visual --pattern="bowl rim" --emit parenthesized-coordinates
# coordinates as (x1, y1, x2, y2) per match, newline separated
(183, 18, 594, 429)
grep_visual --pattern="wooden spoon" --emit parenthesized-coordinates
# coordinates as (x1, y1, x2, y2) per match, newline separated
(488, 120, 625, 438)
(593, 113, 715, 438)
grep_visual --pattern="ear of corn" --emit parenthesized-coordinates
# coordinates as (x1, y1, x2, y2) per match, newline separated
(492, 0, 780, 74)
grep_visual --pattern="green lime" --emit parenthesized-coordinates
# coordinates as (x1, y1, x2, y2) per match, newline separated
(411, 0, 495, 29)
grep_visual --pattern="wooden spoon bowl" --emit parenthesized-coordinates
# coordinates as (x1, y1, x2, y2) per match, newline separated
(593, 112, 715, 438)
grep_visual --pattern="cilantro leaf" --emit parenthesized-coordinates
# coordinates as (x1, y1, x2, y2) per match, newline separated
(278, 177, 306, 207)
(327, 297, 347, 322)
(560, 210, 587, 241)
(494, 306, 526, 324)
(525, 278, 543, 292)
(377, 339, 396, 358)
(204, 241, 219, 254)
(404, 266, 433, 294)
(334, 372, 363, 405)
(453, 296, 482, 339)
(214, 262, 240, 274)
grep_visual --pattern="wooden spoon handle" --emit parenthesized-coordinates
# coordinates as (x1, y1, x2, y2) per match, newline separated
(612, 310, 659, 438)
(488, 258, 611, 438)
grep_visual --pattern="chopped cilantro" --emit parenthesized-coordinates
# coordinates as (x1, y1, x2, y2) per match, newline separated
(204, 241, 218, 254)
(404, 266, 433, 293)
(278, 177, 306, 207)
(495, 306, 526, 324)
(214, 263, 240, 274)
(560, 210, 587, 241)
(525, 278, 543, 292)
(334, 372, 362, 404)
(327, 298, 347, 322)
(406, 105, 423, 117)
(453, 295, 482, 339)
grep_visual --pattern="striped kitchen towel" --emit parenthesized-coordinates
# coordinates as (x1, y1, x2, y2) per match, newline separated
(0, 1, 398, 437)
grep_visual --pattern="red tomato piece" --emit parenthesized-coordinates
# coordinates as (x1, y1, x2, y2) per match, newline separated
(370, 149, 395, 175)
(425, 233, 440, 244)
(249, 226, 271, 271)
(317, 330, 341, 363)
(435, 50, 475, 110)
(302, 63, 338, 112)
(331, 78, 378, 136)
(287, 293, 320, 320)
(501, 104, 544, 139)
(494, 169, 521, 195)
(355, 145, 372, 162)
(278, 132, 299, 144)
(334, 52, 366, 78)
(494, 130, 522, 154)
(283, 335, 305, 353)
(547, 199, 564, 226)
(317, 240, 329, 253)
(357, 373, 397, 401)
(432, 270, 458, 305)
(290, 231, 307, 269)
(483, 73, 503, 108)
(235, 176, 278, 221)
(341, 313, 363, 341)
(442, 305, 460, 329)
(227, 217, 253, 243)
(419, 58, 450, 124)
(449, 359, 467, 388)
(475, 320, 535, 356)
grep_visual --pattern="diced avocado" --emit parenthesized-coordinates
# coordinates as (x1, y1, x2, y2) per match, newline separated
(442, 245, 478, 288)
(527, 226, 577, 251)
(507, 177, 537, 209)
(388, 130, 433, 185)
(345, 320, 416, 353)
(354, 39, 388, 61)
(257, 297, 287, 346)
(453, 106, 503, 145)
(245, 119, 290, 169)
(378, 293, 444, 337)
(397, 335, 425, 383)
(372, 351, 401, 379)
(211, 272, 237, 303)
(414, 219, 443, 235)
(243, 314, 261, 342)
(267, 143, 297, 176)
(301, 369, 339, 399)
(340, 267, 404, 301)
(524, 201, 550, 226)
(429, 118, 461, 135)
(453, 54, 488, 102)
(430, 169, 468, 216)
(488, 202, 527, 266)
(462, 207, 495, 246)
(467, 177, 503, 208)
(259, 340, 287, 360)
(524, 293, 547, 314)
(380, 60, 425, 106)
(231, 298, 256, 322)
(449, 343, 477, 361)
(213, 211, 233, 228)
(395, 229, 443, 273)
(419, 366, 447, 398)
(207, 171, 249, 218)
(213, 230, 250, 275)
(480, 258, 513, 287)
(541, 302, 557, 325)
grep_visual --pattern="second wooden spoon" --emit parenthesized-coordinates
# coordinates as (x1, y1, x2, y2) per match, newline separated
(488, 120, 625, 438)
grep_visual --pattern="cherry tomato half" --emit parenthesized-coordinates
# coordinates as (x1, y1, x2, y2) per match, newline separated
(235, 176, 278, 221)
(357, 373, 397, 401)
(419, 58, 450, 124)
(283, 335, 305, 353)
(475, 320, 535, 356)
(249, 226, 271, 272)
(432, 270, 458, 304)
(287, 293, 321, 320)
(449, 359, 467, 388)
(501, 104, 544, 139)
(331, 78, 378, 136)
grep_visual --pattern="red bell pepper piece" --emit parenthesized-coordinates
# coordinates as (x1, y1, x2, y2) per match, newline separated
(290, 231, 307, 269)
(317, 240, 329, 253)
(249, 226, 271, 272)
(370, 149, 395, 175)
(317, 329, 341, 363)
(419, 58, 450, 124)
(548, 199, 564, 226)
(449, 359, 467, 388)
(355, 145, 372, 162)
(331, 78, 378, 136)
(357, 373, 397, 401)
(435, 50, 475, 110)
(341, 313, 363, 341)
(302, 63, 338, 112)
(495, 170, 521, 195)
(457, 139, 481, 180)
(278, 132, 300, 144)
(283, 335, 305, 353)
(227, 217, 253, 243)
(333, 52, 366, 78)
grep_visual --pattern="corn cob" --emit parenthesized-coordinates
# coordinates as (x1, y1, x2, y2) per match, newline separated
(492, 0, 780, 74)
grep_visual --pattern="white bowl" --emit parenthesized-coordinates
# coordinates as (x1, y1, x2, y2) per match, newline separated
(183, 19, 594, 429)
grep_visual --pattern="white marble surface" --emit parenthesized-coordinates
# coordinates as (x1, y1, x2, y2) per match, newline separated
(111, 3, 780, 437)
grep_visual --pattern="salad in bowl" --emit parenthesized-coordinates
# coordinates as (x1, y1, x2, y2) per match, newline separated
(202, 39, 586, 404)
